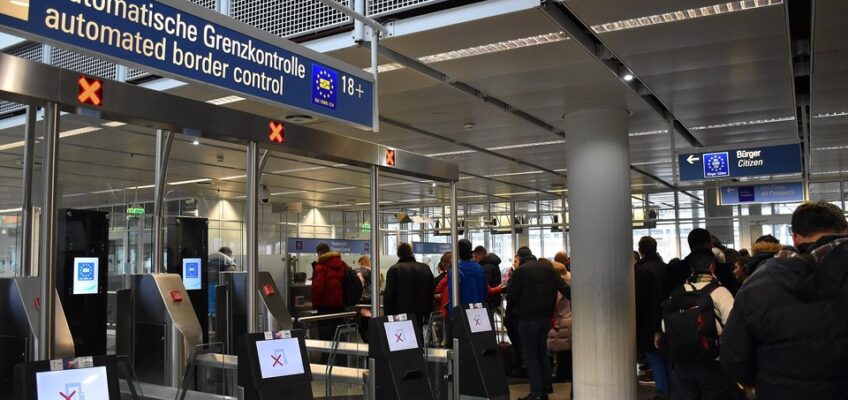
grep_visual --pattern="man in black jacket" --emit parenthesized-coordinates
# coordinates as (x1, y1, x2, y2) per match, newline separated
(721, 201, 848, 399)
(509, 249, 570, 400)
(635, 236, 669, 400)
(383, 242, 435, 326)
(474, 246, 503, 314)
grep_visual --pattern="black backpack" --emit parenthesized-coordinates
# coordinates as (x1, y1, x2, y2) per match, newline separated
(662, 281, 723, 363)
(342, 267, 364, 307)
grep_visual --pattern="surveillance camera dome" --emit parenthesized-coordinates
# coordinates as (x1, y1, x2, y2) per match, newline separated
(259, 184, 270, 204)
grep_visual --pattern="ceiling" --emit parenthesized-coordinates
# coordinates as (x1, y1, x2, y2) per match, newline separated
(0, 0, 846, 211)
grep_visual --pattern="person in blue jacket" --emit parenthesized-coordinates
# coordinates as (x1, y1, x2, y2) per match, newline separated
(446, 238, 489, 314)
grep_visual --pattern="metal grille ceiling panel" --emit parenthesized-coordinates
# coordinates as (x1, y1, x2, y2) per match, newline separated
(230, 0, 352, 39)
(0, 42, 43, 114)
(811, 0, 848, 176)
(50, 48, 116, 80)
(367, 0, 448, 17)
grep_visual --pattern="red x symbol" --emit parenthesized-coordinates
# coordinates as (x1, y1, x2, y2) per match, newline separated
(269, 121, 285, 143)
(77, 76, 102, 106)
(474, 317, 482, 326)
(394, 332, 404, 343)
(385, 148, 396, 166)
(59, 390, 76, 400)
(271, 354, 283, 367)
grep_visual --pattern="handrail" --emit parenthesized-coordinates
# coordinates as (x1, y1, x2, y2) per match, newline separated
(298, 311, 358, 323)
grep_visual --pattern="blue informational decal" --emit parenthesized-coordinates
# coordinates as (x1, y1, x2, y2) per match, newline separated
(73, 257, 99, 295)
(412, 242, 452, 254)
(0, 0, 373, 128)
(182, 258, 202, 290)
(287, 238, 371, 255)
(703, 152, 730, 178)
(720, 182, 805, 205)
(679, 143, 802, 181)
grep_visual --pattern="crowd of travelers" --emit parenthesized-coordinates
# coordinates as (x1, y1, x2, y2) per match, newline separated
(307, 200, 848, 400)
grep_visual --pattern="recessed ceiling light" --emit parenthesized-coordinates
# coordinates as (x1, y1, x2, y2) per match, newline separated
(284, 114, 315, 124)
(192, 139, 200, 145)
(102, 121, 127, 127)
(591, 0, 783, 33)
(622, 73, 634, 82)
(206, 95, 245, 105)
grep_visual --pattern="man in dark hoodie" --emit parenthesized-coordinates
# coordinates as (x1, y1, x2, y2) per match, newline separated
(722, 201, 848, 399)
(662, 229, 712, 300)
(635, 236, 669, 400)
(383, 242, 435, 326)
(474, 246, 503, 315)
(312, 243, 349, 342)
(504, 246, 537, 376)
(744, 234, 782, 276)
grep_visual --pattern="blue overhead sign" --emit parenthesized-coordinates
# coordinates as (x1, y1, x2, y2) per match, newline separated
(0, 0, 374, 128)
(678, 143, 802, 181)
(720, 182, 805, 205)
(412, 242, 452, 255)
(287, 238, 371, 255)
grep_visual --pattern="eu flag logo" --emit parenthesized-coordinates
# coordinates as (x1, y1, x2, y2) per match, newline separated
(311, 64, 337, 110)
(703, 152, 729, 178)
(186, 262, 199, 278)
(78, 263, 95, 281)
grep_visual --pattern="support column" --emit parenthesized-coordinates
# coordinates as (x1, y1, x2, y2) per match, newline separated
(20, 105, 36, 277)
(449, 180, 460, 400)
(246, 142, 259, 333)
(38, 102, 60, 360)
(564, 108, 636, 399)
(152, 130, 175, 274)
(369, 165, 381, 400)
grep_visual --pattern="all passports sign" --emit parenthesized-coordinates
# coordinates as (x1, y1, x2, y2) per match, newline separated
(678, 143, 802, 181)
(0, 0, 374, 128)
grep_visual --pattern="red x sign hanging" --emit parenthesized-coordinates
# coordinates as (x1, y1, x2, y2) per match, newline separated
(271, 354, 283, 367)
(385, 148, 396, 166)
(269, 120, 285, 143)
(77, 76, 103, 106)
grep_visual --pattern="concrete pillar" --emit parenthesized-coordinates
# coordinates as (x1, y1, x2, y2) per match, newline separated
(564, 108, 636, 399)
(705, 188, 734, 244)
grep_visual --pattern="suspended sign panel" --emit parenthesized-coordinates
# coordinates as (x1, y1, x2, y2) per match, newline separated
(0, 0, 374, 128)
(719, 182, 805, 205)
(678, 143, 802, 181)
(287, 237, 371, 254)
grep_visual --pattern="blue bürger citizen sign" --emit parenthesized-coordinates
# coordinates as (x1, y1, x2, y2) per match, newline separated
(0, 0, 374, 128)
(678, 143, 803, 181)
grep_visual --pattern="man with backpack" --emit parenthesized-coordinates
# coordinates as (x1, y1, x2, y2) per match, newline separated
(722, 201, 848, 399)
(662, 249, 735, 400)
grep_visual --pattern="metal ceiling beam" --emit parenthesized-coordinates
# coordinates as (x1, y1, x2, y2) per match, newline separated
(539, 1, 703, 148)
(783, 0, 813, 197)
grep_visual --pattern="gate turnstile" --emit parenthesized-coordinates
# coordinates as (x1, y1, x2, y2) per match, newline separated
(56, 209, 109, 356)
(368, 314, 434, 400)
(166, 216, 209, 344)
(216, 271, 293, 354)
(116, 273, 202, 387)
(0, 277, 75, 400)
(454, 304, 510, 400)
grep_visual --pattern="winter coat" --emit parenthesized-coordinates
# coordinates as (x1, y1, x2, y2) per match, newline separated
(635, 254, 666, 353)
(440, 259, 488, 317)
(744, 241, 782, 276)
(480, 253, 503, 305)
(547, 292, 572, 352)
(383, 256, 435, 322)
(721, 236, 848, 400)
(507, 259, 570, 321)
(311, 252, 348, 308)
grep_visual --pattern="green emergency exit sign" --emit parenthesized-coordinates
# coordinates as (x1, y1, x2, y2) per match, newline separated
(127, 207, 145, 215)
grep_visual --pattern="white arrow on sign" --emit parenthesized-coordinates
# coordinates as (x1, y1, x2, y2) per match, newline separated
(686, 154, 700, 164)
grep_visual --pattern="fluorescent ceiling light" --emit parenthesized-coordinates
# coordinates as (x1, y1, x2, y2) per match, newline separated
(632, 160, 668, 166)
(366, 32, 570, 73)
(629, 129, 668, 137)
(169, 178, 212, 186)
(459, 176, 476, 180)
(690, 116, 795, 131)
(0, 126, 101, 151)
(102, 121, 127, 127)
(812, 170, 848, 176)
(813, 111, 848, 119)
(813, 145, 848, 151)
(270, 190, 306, 196)
(485, 171, 544, 178)
(219, 174, 247, 180)
(0, 207, 23, 213)
(319, 186, 357, 192)
(425, 150, 476, 157)
(131, 184, 155, 189)
(459, 195, 487, 199)
(592, 0, 783, 33)
(493, 191, 539, 197)
(487, 140, 565, 151)
(206, 95, 245, 105)
(271, 166, 327, 174)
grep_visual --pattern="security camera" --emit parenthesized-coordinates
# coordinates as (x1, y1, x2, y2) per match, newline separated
(259, 184, 270, 204)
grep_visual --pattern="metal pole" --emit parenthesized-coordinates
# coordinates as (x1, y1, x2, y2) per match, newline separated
(561, 196, 568, 253)
(668, 122, 682, 258)
(37, 102, 60, 360)
(449, 180, 460, 400)
(369, 165, 381, 400)
(370, 29, 380, 132)
(510, 200, 517, 255)
(246, 142, 259, 333)
(20, 105, 36, 277)
(153, 130, 175, 274)
(353, 0, 364, 41)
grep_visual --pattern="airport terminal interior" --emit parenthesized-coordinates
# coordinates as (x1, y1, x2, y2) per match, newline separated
(0, 0, 846, 399)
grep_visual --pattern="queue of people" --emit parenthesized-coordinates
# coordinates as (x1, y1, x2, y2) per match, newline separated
(635, 201, 848, 400)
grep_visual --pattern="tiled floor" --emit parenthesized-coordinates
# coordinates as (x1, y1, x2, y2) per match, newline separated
(508, 382, 659, 400)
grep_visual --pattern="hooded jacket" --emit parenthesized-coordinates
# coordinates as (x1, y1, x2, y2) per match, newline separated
(479, 253, 503, 303)
(635, 254, 666, 353)
(744, 241, 783, 276)
(442, 259, 488, 317)
(311, 252, 348, 308)
(721, 236, 848, 399)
